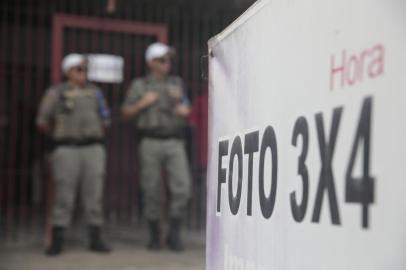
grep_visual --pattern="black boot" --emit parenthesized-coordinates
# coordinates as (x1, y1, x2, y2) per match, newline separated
(166, 218, 184, 252)
(147, 220, 161, 250)
(45, 226, 65, 256)
(88, 225, 111, 253)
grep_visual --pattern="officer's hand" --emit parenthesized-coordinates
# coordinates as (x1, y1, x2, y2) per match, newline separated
(175, 104, 190, 117)
(141, 91, 160, 108)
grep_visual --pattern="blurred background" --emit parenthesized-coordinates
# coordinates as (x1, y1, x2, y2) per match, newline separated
(0, 0, 254, 269)
(0, 0, 255, 269)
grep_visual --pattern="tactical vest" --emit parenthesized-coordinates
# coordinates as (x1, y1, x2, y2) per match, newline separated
(135, 76, 187, 135)
(52, 83, 104, 140)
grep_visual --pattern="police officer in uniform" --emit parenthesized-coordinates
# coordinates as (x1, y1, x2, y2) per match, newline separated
(122, 43, 191, 252)
(37, 54, 111, 256)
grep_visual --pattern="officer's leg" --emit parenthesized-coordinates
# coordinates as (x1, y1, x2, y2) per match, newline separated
(165, 139, 191, 219)
(164, 139, 191, 251)
(47, 146, 80, 256)
(140, 138, 162, 220)
(80, 144, 110, 253)
(139, 138, 162, 250)
(52, 146, 80, 227)
(81, 145, 105, 226)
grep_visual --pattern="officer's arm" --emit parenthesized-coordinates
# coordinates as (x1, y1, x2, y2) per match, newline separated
(95, 89, 111, 128)
(122, 100, 145, 120)
(122, 92, 159, 120)
(36, 88, 58, 134)
(121, 80, 159, 121)
(174, 79, 191, 118)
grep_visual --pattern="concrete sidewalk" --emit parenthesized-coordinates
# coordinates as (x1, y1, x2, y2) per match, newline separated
(0, 228, 206, 270)
(0, 243, 205, 270)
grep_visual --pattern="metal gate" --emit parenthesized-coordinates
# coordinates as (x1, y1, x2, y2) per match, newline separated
(0, 0, 253, 243)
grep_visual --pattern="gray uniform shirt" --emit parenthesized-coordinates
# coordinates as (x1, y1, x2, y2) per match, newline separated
(37, 82, 110, 140)
(123, 75, 188, 135)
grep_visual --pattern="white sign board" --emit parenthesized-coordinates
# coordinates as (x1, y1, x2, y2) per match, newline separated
(207, 0, 406, 269)
(87, 54, 124, 83)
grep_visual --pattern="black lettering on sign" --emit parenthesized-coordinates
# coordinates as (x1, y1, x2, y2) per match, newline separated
(215, 96, 375, 228)
(312, 108, 342, 225)
(217, 140, 229, 213)
(345, 97, 374, 228)
(244, 131, 259, 216)
(259, 126, 278, 219)
(290, 117, 309, 222)
(229, 136, 243, 215)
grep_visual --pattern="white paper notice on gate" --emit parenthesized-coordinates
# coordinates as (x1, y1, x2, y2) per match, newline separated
(206, 0, 406, 269)
(87, 54, 124, 83)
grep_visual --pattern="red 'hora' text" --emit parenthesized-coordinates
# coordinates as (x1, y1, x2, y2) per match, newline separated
(330, 44, 384, 90)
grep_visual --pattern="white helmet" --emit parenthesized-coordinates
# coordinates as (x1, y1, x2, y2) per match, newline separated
(62, 53, 85, 74)
(145, 42, 174, 62)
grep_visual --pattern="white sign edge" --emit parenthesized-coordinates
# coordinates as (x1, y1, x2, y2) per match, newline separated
(207, 0, 270, 51)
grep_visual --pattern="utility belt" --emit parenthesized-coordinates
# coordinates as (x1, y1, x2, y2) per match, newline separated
(53, 137, 105, 148)
(139, 128, 184, 140)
